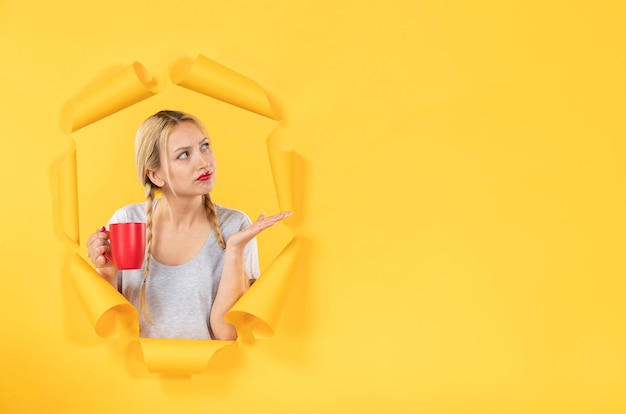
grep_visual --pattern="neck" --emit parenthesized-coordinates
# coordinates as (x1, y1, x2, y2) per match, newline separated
(157, 194, 207, 230)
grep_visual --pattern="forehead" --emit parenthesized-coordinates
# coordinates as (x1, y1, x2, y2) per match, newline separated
(166, 121, 205, 149)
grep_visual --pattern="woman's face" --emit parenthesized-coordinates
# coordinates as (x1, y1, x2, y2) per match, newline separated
(154, 121, 217, 196)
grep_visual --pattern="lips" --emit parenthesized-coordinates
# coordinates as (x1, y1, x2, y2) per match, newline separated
(197, 172, 212, 181)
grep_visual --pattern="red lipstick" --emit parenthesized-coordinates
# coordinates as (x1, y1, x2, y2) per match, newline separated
(197, 172, 212, 181)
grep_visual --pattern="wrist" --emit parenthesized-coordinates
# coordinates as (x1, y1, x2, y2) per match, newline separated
(225, 244, 245, 255)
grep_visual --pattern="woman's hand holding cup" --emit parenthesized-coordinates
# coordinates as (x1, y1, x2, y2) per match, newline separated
(86, 226, 118, 286)
(86, 227, 115, 270)
(86, 222, 146, 286)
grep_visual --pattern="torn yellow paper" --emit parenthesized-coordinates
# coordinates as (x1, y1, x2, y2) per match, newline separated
(267, 146, 295, 213)
(60, 62, 157, 133)
(138, 338, 237, 375)
(58, 54, 301, 375)
(226, 237, 302, 341)
(69, 253, 138, 338)
(52, 149, 79, 243)
(171, 55, 279, 120)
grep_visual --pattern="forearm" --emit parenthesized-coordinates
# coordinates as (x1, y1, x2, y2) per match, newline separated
(210, 246, 250, 340)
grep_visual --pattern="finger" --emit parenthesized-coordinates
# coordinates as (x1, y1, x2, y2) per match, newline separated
(87, 236, 106, 252)
(249, 216, 288, 233)
(241, 212, 293, 239)
(257, 211, 291, 222)
(86, 228, 109, 249)
(273, 211, 293, 219)
(95, 243, 111, 257)
(92, 245, 112, 267)
(88, 240, 107, 256)
(263, 211, 293, 223)
(92, 255, 109, 269)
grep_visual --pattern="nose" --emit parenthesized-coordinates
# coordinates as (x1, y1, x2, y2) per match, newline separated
(197, 151, 212, 170)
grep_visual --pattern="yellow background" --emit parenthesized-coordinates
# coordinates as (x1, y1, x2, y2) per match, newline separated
(1, 0, 625, 412)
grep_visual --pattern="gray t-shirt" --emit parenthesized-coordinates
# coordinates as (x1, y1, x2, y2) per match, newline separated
(107, 199, 259, 339)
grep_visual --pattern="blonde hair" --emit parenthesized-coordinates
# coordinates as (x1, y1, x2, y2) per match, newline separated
(135, 110, 226, 322)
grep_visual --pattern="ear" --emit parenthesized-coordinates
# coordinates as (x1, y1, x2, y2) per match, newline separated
(146, 169, 165, 187)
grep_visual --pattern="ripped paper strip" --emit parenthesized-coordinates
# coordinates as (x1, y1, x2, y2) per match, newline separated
(226, 237, 301, 342)
(139, 338, 236, 375)
(53, 149, 79, 243)
(69, 253, 138, 339)
(60, 62, 157, 133)
(171, 55, 278, 120)
(55, 55, 300, 374)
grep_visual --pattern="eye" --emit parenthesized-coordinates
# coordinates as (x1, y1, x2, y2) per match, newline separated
(177, 151, 189, 160)
(201, 141, 210, 151)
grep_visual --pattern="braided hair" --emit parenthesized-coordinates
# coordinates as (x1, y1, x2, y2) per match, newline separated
(134, 110, 225, 322)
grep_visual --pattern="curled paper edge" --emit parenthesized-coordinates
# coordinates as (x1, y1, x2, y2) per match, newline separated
(60, 61, 157, 133)
(267, 146, 295, 213)
(69, 253, 138, 338)
(170, 54, 280, 120)
(52, 149, 79, 244)
(266, 123, 296, 213)
(60, 55, 301, 374)
(224, 126, 299, 342)
(226, 237, 302, 341)
(138, 338, 237, 375)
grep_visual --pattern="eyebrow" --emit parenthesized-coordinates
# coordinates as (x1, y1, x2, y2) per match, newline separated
(173, 137, 209, 153)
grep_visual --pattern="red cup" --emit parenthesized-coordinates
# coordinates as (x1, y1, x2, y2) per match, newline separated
(103, 222, 146, 270)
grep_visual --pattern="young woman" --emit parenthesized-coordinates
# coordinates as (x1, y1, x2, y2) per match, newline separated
(85, 110, 291, 340)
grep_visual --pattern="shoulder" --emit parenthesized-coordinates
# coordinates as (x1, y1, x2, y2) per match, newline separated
(215, 203, 253, 230)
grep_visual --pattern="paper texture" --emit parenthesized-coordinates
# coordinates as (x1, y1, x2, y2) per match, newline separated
(55, 56, 300, 374)
(61, 62, 157, 133)
(171, 55, 279, 120)
(52, 149, 79, 243)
